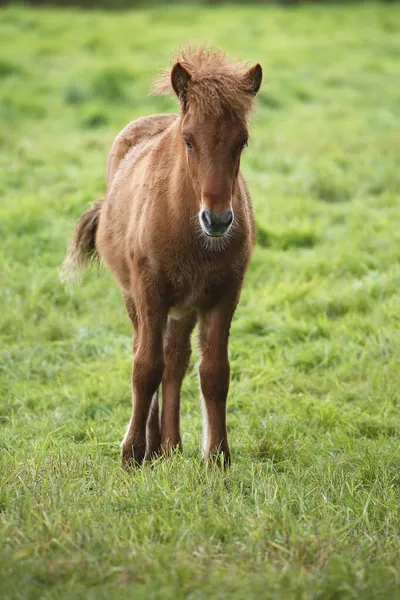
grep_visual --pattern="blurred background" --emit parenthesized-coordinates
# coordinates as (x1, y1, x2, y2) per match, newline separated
(1, 0, 400, 476)
(2, 0, 400, 456)
(7, 0, 396, 6)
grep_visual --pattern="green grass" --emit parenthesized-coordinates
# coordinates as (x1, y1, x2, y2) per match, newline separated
(1, 2, 400, 598)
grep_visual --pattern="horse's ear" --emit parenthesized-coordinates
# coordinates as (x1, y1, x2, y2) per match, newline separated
(171, 62, 191, 110)
(244, 64, 262, 96)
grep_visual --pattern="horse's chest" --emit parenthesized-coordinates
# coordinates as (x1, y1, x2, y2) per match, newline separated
(167, 259, 231, 319)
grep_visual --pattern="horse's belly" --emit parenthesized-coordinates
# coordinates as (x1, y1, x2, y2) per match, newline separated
(168, 305, 194, 320)
(168, 289, 196, 320)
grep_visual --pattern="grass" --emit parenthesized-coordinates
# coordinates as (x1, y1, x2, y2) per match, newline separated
(1, 2, 400, 598)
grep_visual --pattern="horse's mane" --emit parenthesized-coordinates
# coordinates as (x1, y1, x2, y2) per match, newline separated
(152, 46, 256, 121)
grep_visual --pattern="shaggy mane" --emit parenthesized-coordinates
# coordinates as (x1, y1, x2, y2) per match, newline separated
(152, 46, 256, 120)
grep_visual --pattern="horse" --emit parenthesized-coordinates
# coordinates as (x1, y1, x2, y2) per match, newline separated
(62, 47, 262, 469)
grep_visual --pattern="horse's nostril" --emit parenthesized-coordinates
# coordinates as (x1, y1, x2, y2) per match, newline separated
(201, 210, 213, 229)
(224, 210, 233, 227)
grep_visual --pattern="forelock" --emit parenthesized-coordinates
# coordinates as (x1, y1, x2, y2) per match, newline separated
(152, 46, 256, 121)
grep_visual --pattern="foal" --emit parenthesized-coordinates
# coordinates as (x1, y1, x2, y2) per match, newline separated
(62, 47, 262, 468)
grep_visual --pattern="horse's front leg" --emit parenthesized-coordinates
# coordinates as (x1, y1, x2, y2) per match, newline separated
(198, 292, 239, 466)
(121, 295, 167, 470)
(161, 313, 197, 454)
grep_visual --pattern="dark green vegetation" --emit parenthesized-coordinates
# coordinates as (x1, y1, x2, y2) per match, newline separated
(1, 3, 400, 598)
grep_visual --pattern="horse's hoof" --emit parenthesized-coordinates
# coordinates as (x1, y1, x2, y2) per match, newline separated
(206, 449, 231, 469)
(144, 446, 162, 463)
(160, 438, 183, 457)
(121, 442, 146, 470)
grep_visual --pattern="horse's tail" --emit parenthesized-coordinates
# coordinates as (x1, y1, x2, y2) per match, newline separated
(60, 198, 102, 284)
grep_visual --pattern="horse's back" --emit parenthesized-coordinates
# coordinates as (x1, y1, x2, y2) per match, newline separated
(106, 114, 178, 189)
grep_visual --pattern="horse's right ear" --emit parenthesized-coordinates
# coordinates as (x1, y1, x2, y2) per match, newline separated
(171, 62, 191, 110)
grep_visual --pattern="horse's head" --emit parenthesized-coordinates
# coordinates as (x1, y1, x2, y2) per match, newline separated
(160, 49, 262, 239)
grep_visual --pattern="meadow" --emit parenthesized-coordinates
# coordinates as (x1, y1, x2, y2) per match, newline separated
(1, 2, 400, 598)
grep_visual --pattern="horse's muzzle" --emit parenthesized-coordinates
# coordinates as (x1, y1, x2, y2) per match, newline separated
(200, 209, 234, 237)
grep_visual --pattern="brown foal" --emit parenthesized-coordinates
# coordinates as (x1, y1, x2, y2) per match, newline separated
(62, 47, 262, 468)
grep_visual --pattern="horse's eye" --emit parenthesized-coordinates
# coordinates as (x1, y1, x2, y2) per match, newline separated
(184, 138, 193, 150)
(239, 139, 248, 150)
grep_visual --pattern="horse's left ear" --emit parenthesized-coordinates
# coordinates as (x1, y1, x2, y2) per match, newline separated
(244, 64, 262, 96)
(171, 62, 191, 110)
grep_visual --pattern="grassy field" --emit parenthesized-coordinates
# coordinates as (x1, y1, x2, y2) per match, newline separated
(1, 2, 400, 598)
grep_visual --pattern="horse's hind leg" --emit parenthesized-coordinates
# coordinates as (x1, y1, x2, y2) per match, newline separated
(146, 390, 161, 460)
(161, 314, 196, 454)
